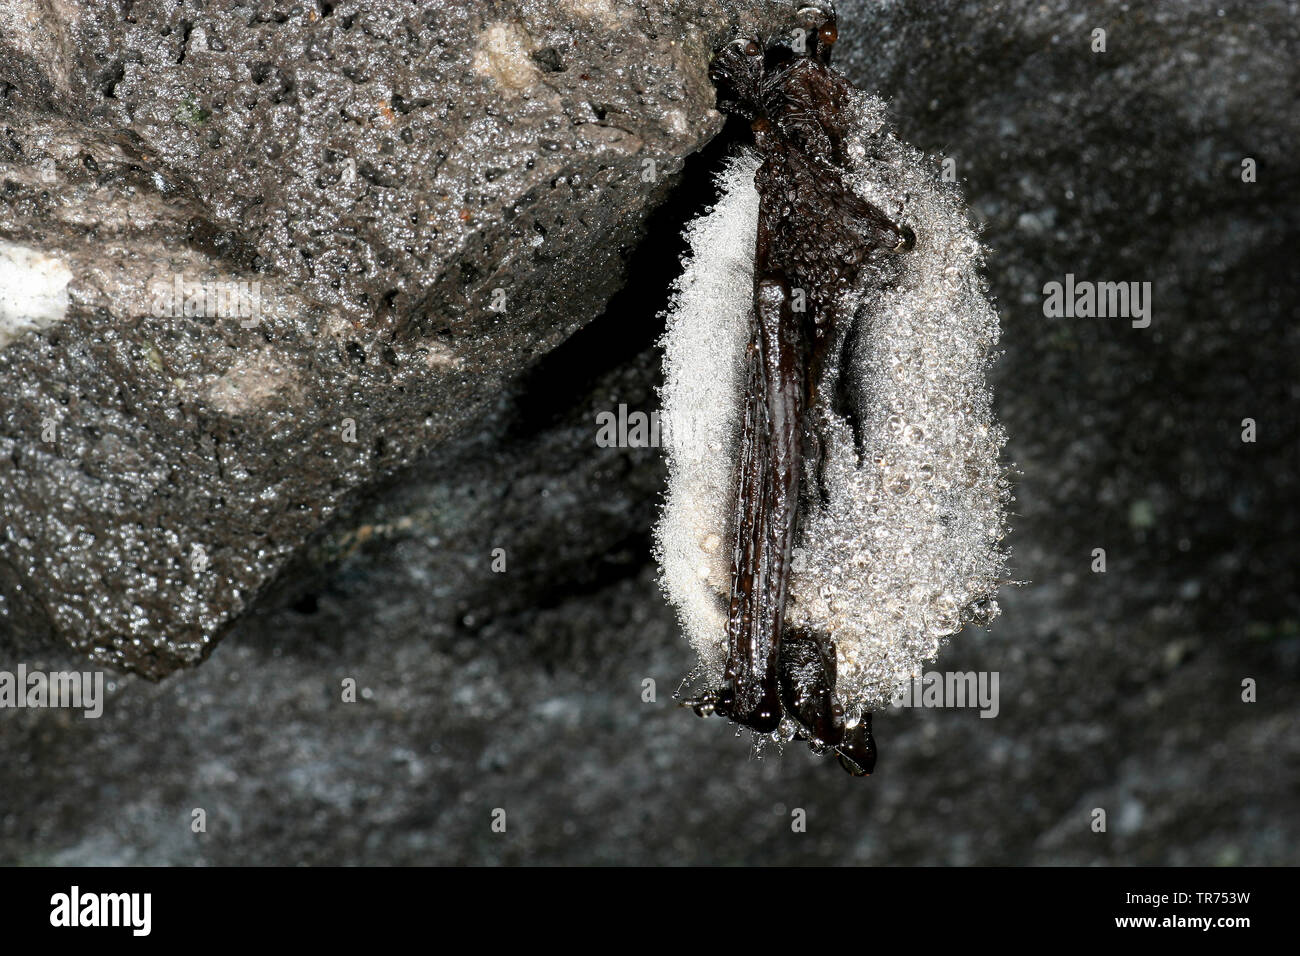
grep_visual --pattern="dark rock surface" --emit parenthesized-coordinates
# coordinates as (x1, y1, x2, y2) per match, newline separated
(0, 0, 781, 675)
(2, 0, 1297, 865)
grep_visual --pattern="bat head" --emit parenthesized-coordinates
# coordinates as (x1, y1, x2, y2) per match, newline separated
(708, 4, 838, 119)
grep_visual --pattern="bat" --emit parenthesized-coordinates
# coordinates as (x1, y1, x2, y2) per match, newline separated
(656, 3, 1008, 775)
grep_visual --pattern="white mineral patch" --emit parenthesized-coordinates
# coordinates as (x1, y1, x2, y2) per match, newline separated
(0, 241, 73, 349)
(204, 351, 297, 416)
(655, 91, 1010, 713)
(473, 22, 540, 92)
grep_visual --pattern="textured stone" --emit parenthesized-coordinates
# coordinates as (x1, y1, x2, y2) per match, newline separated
(0, 0, 786, 676)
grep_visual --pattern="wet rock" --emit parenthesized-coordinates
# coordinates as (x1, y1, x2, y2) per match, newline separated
(0, 0, 787, 676)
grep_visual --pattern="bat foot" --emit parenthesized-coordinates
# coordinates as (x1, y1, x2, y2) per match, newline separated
(683, 631, 876, 776)
(786, 711, 876, 776)
(678, 683, 782, 734)
(680, 695, 717, 718)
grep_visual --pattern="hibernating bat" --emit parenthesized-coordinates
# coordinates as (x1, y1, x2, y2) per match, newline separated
(655, 4, 1010, 775)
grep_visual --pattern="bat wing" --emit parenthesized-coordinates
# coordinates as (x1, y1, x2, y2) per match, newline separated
(721, 274, 805, 734)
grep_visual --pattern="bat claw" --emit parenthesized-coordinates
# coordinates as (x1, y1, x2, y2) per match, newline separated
(833, 714, 877, 775)
(676, 691, 719, 717)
